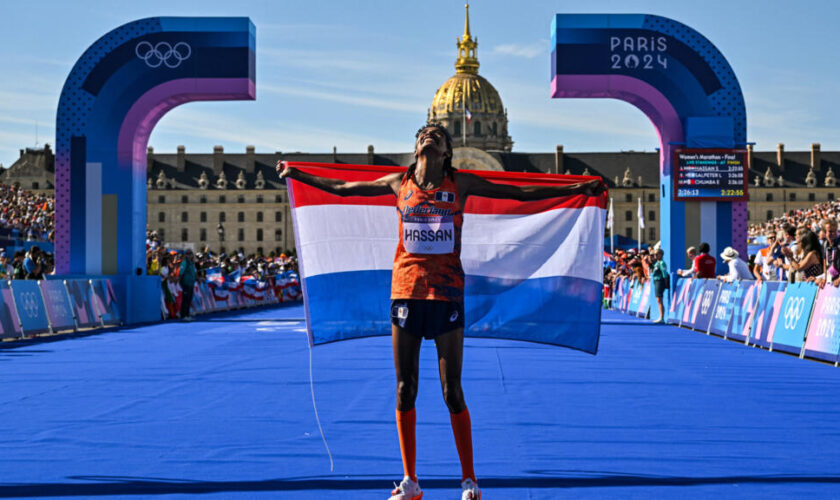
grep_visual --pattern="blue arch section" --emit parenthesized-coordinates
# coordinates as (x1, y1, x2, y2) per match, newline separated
(55, 17, 256, 280)
(551, 14, 747, 273)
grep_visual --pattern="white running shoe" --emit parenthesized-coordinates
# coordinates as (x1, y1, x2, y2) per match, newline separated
(461, 478, 481, 500)
(389, 476, 423, 500)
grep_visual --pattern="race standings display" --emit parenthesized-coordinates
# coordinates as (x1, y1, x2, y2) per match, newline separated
(673, 149, 748, 201)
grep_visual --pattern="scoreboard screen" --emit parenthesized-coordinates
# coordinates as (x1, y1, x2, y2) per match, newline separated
(673, 149, 748, 201)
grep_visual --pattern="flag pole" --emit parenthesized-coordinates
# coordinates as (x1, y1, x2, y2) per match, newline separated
(462, 105, 467, 146)
(609, 197, 614, 255)
(637, 197, 642, 252)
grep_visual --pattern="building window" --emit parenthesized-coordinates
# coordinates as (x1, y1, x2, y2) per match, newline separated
(200, 195, 207, 204)
(454, 120, 461, 137)
(237, 228, 244, 241)
(789, 193, 796, 201)
(474, 121, 481, 137)
(181, 211, 188, 222)
(275, 229, 283, 241)
(257, 212, 263, 222)
(625, 228, 633, 238)
(238, 212, 244, 222)
(257, 228, 263, 241)
(257, 246, 263, 256)
(748, 211, 751, 220)
(625, 193, 632, 202)
(158, 229, 165, 240)
(625, 210, 632, 221)
(829, 193, 836, 201)
(200, 212, 207, 223)
(238, 195, 245, 203)
(649, 228, 656, 240)
(181, 228, 188, 242)
(766, 193, 773, 201)
(766, 210, 773, 219)
(158, 212, 165, 223)
(649, 211, 655, 222)
(181, 195, 188, 203)
(275, 194, 283, 203)
(219, 212, 226, 222)
(491, 122, 498, 136)
(256, 195, 263, 203)
(809, 193, 816, 202)
(200, 228, 207, 241)
(158, 195, 165, 203)
(647, 193, 655, 202)
(275, 211, 282, 222)
(219, 195, 226, 204)
(32, 182, 39, 189)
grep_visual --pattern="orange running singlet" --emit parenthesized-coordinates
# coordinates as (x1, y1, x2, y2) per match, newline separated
(391, 171, 464, 302)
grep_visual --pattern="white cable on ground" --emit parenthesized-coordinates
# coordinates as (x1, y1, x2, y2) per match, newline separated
(308, 334, 334, 471)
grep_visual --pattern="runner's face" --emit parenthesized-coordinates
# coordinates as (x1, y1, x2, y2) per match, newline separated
(415, 127, 450, 158)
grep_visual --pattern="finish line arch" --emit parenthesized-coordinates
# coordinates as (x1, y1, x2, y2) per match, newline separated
(54, 17, 255, 322)
(551, 14, 747, 274)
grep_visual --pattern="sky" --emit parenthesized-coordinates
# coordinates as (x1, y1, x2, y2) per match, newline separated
(0, 0, 838, 168)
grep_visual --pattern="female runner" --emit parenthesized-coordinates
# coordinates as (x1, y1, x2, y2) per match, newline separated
(277, 124, 602, 500)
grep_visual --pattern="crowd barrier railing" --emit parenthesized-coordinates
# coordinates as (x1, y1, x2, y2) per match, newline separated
(609, 276, 840, 366)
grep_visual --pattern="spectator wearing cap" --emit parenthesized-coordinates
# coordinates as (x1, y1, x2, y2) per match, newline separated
(677, 246, 697, 278)
(718, 247, 754, 282)
(693, 242, 716, 279)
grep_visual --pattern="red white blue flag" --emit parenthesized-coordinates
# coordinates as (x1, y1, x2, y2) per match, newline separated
(286, 162, 608, 352)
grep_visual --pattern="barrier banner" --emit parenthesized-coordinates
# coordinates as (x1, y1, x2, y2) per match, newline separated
(709, 282, 738, 335)
(628, 281, 644, 315)
(40, 279, 76, 331)
(803, 285, 840, 361)
(0, 281, 22, 339)
(771, 282, 818, 353)
(686, 280, 721, 332)
(727, 281, 761, 341)
(190, 282, 205, 315)
(636, 280, 652, 318)
(65, 279, 99, 328)
(611, 277, 623, 309)
(680, 279, 705, 326)
(91, 279, 121, 325)
(667, 278, 691, 324)
(749, 281, 787, 347)
(11, 280, 50, 334)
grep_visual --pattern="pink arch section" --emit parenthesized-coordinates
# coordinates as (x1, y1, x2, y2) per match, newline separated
(551, 74, 684, 173)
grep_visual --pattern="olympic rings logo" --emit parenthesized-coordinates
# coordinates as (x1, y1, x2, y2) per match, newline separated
(135, 41, 192, 68)
(783, 296, 806, 330)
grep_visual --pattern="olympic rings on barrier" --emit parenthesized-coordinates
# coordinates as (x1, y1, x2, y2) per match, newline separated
(783, 296, 806, 330)
(135, 41, 192, 68)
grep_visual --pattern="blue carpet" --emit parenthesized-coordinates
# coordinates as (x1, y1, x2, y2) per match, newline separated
(1, 306, 839, 499)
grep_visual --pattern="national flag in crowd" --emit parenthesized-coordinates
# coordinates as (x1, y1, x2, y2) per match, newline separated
(286, 162, 608, 352)
(206, 267, 225, 287)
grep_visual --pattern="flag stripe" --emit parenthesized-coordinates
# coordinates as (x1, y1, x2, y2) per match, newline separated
(295, 204, 605, 282)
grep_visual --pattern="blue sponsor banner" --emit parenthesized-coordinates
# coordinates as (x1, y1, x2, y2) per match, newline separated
(750, 281, 787, 347)
(678, 279, 705, 326)
(770, 282, 819, 353)
(41, 279, 76, 331)
(667, 279, 690, 324)
(636, 281, 652, 318)
(628, 281, 644, 314)
(11, 280, 50, 334)
(804, 285, 840, 362)
(726, 281, 761, 341)
(91, 279, 121, 325)
(0, 281, 22, 339)
(65, 279, 98, 328)
(708, 282, 738, 336)
(686, 280, 721, 332)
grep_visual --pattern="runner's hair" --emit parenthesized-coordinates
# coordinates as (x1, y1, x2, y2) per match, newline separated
(406, 123, 457, 181)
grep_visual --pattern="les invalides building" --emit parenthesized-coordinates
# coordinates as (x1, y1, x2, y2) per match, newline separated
(1, 4, 838, 255)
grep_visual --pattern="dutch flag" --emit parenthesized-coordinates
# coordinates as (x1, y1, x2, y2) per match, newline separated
(287, 162, 607, 352)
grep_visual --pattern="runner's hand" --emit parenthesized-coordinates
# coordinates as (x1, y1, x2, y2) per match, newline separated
(276, 161, 295, 180)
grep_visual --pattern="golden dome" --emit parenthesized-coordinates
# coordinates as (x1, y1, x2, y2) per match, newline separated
(428, 2, 512, 152)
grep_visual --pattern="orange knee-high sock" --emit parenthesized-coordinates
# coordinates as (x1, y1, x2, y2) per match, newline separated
(396, 408, 417, 482)
(449, 408, 476, 482)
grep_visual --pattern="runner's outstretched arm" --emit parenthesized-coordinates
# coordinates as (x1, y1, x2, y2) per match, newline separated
(276, 161, 401, 197)
(457, 172, 605, 202)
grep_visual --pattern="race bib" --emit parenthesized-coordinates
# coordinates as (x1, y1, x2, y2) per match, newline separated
(402, 215, 455, 254)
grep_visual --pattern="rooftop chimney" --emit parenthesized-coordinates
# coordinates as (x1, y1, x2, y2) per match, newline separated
(213, 145, 224, 174)
(332, 146, 338, 163)
(176, 145, 186, 172)
(555, 145, 564, 175)
(367, 145, 374, 165)
(147, 146, 154, 172)
(776, 143, 784, 171)
(245, 145, 256, 174)
(811, 143, 821, 173)
(746, 144, 753, 174)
